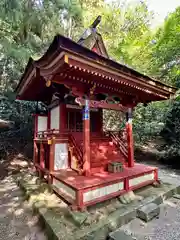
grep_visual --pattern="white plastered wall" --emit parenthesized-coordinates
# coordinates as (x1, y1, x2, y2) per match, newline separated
(129, 172, 154, 188)
(52, 178, 76, 199)
(50, 105, 60, 130)
(37, 116, 47, 132)
(83, 181, 124, 203)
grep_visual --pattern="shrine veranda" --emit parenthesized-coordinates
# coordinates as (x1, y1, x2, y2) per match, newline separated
(16, 25, 176, 210)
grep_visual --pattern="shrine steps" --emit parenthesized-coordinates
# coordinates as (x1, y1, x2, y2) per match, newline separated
(73, 133, 127, 171)
(90, 140, 126, 173)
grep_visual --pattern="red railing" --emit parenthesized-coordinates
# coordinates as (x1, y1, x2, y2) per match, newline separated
(35, 129, 83, 172)
(68, 134, 83, 161)
(108, 130, 128, 159)
(36, 129, 69, 139)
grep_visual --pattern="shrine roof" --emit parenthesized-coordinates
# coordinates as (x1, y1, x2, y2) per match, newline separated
(16, 34, 176, 103)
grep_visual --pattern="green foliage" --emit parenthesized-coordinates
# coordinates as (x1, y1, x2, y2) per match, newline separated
(133, 102, 170, 143)
(150, 7, 180, 85)
(160, 100, 180, 165)
(0, 0, 83, 158)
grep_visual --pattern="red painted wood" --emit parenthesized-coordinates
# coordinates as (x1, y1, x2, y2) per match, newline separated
(35, 163, 157, 209)
(124, 178, 129, 191)
(67, 57, 170, 100)
(52, 164, 157, 190)
(126, 109, 134, 168)
(75, 97, 127, 112)
(51, 170, 155, 209)
(40, 143, 45, 169)
(90, 139, 126, 169)
(49, 143, 55, 171)
(83, 101, 91, 176)
(70, 133, 126, 171)
(154, 168, 158, 181)
(76, 190, 83, 209)
(47, 110, 51, 129)
(33, 140, 38, 165)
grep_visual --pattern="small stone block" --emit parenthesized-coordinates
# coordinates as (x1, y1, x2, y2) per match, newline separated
(137, 202, 160, 222)
(119, 191, 135, 204)
(173, 194, 180, 200)
(108, 162, 124, 173)
(69, 210, 88, 226)
(109, 230, 134, 240)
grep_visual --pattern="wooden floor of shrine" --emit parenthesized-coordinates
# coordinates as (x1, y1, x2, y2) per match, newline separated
(51, 163, 157, 191)
(46, 163, 158, 209)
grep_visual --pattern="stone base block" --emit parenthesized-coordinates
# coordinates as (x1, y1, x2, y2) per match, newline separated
(137, 202, 160, 222)
(173, 194, 180, 200)
(109, 230, 134, 240)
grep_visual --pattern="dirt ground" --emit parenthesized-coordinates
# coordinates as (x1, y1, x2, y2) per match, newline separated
(0, 156, 47, 240)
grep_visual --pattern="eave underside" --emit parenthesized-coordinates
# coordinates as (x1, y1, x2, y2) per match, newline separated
(16, 50, 176, 105)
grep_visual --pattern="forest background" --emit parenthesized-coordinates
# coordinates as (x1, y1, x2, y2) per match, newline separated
(0, 0, 179, 165)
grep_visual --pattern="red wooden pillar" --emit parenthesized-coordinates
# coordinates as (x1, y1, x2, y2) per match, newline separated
(40, 142, 45, 169)
(126, 108, 134, 168)
(33, 114, 38, 168)
(83, 99, 91, 176)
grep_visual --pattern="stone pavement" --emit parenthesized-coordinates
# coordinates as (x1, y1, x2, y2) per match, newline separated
(0, 159, 46, 240)
(114, 197, 180, 240)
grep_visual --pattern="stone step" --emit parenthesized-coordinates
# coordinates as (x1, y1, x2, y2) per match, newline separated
(137, 202, 160, 222)
(109, 230, 134, 240)
(173, 194, 180, 200)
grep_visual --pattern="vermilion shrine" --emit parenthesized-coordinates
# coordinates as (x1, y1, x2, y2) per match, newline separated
(16, 17, 176, 210)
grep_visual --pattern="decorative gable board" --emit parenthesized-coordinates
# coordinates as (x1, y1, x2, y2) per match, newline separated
(50, 105, 60, 129)
(91, 33, 109, 58)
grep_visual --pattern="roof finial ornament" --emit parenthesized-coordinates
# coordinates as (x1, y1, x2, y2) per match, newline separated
(78, 16, 101, 45)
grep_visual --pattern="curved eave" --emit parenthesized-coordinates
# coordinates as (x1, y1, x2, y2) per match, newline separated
(16, 34, 177, 102)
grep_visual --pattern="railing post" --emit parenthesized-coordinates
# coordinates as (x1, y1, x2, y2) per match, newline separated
(126, 108, 134, 168)
(83, 99, 91, 176)
(33, 140, 38, 165)
(40, 142, 45, 169)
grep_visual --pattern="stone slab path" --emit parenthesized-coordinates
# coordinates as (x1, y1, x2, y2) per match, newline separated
(117, 197, 180, 240)
(110, 162, 180, 240)
(0, 159, 46, 240)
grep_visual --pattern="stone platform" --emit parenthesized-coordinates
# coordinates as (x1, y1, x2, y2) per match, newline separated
(14, 170, 180, 240)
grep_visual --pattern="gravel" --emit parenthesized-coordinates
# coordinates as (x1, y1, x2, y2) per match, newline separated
(0, 175, 46, 240)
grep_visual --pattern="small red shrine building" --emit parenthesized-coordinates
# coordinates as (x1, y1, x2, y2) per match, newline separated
(16, 23, 176, 210)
